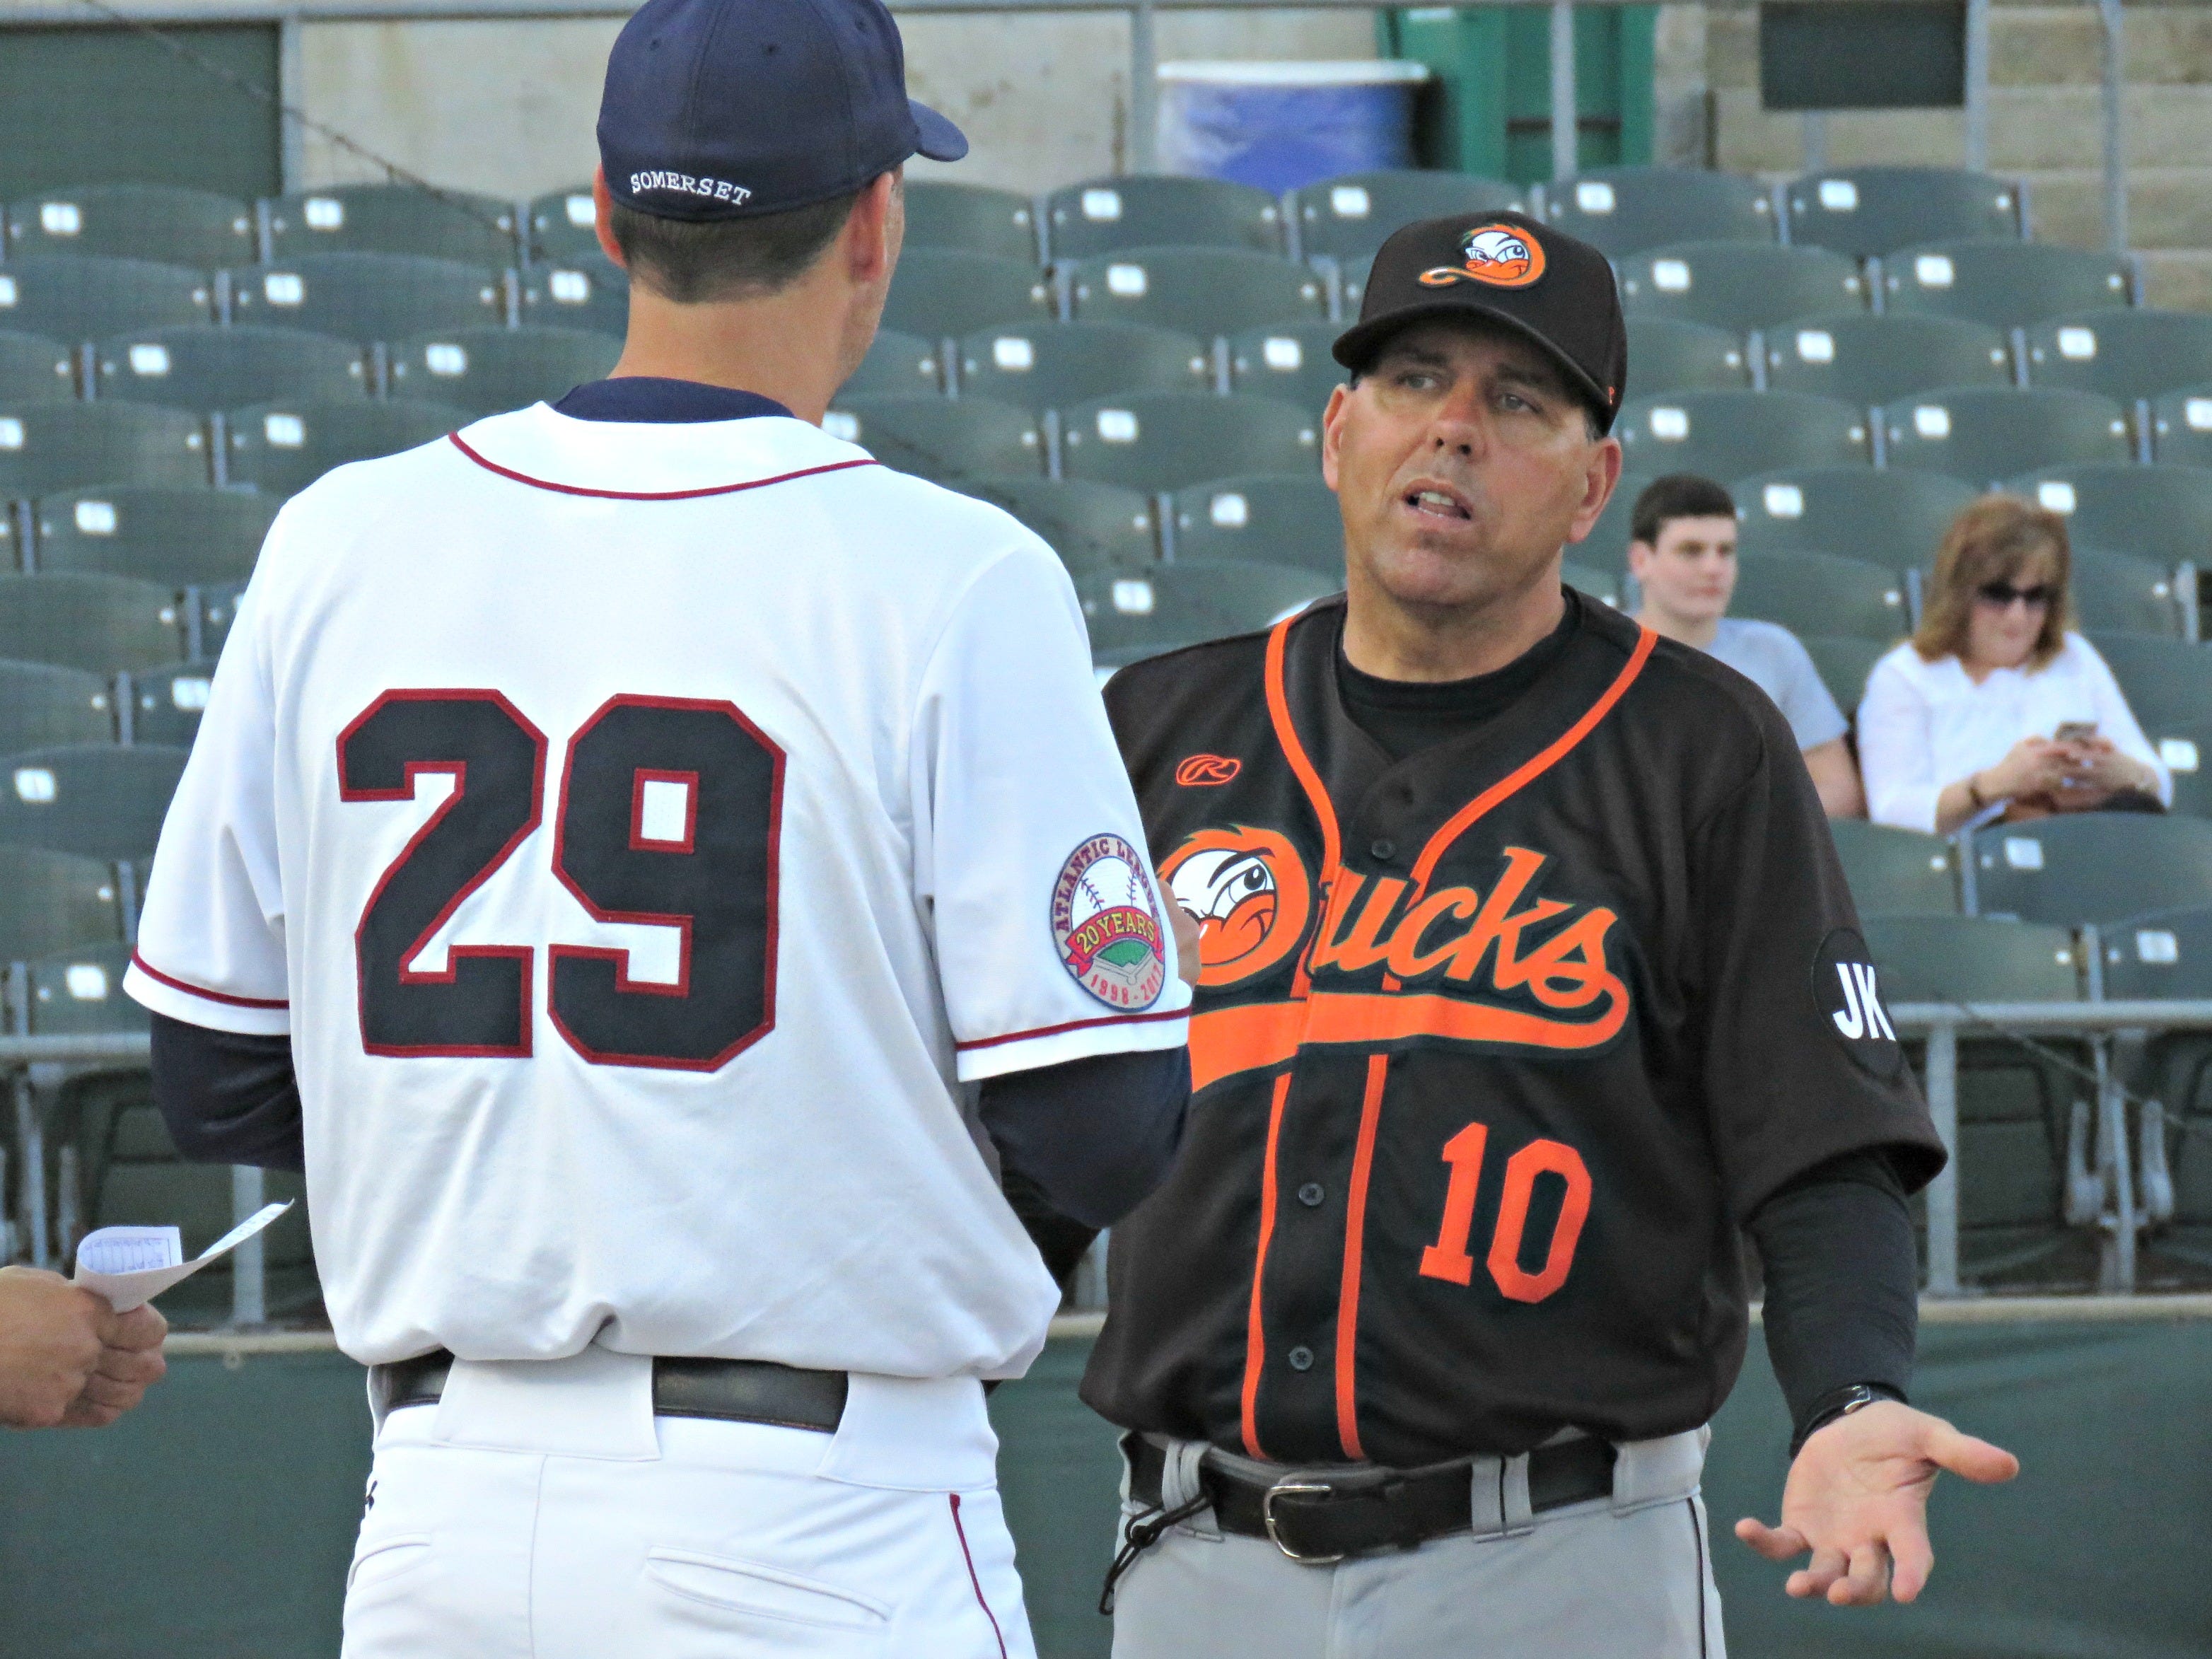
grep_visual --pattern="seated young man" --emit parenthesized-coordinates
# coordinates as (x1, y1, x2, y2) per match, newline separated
(1628, 473, 1865, 817)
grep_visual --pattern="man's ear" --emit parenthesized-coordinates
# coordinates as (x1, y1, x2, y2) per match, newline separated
(592, 168, 627, 270)
(846, 170, 900, 286)
(1564, 436, 1622, 546)
(1320, 380, 1353, 492)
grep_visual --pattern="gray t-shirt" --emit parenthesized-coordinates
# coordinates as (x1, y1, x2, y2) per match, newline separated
(1703, 617, 1849, 751)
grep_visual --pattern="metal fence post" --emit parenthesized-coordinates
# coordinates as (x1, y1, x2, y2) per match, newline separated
(1923, 1018, 1960, 1296)
(1549, 0, 1578, 182)
(2100, 0, 2127, 257)
(231, 1164, 267, 1327)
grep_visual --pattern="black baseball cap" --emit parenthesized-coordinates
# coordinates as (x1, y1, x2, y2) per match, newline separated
(598, 0, 968, 223)
(1332, 211, 1627, 433)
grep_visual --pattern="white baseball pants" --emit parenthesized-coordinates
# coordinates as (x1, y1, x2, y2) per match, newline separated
(339, 1347, 1035, 1659)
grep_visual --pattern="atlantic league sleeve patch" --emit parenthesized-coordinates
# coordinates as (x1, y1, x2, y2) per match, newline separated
(1052, 833, 1168, 1010)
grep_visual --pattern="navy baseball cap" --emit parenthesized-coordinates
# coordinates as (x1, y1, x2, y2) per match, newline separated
(598, 0, 968, 223)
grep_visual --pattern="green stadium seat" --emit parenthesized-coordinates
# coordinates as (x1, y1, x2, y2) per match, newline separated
(2024, 310, 2212, 404)
(0, 404, 209, 496)
(1056, 392, 1319, 494)
(905, 182, 1040, 264)
(1578, 472, 1650, 571)
(0, 330, 76, 404)
(1081, 560, 1334, 662)
(0, 846, 122, 960)
(1170, 474, 1341, 579)
(1880, 388, 2132, 487)
(1783, 168, 2022, 260)
(518, 255, 628, 338)
(1800, 633, 1887, 719)
(2083, 632, 2212, 736)
(385, 326, 619, 417)
(33, 485, 274, 588)
(823, 394, 1042, 483)
(229, 255, 507, 347)
(2140, 721, 2212, 819)
(2068, 547, 2182, 639)
(0, 573, 185, 673)
(952, 477, 1157, 571)
(2106, 904, 2212, 999)
(1614, 391, 1869, 484)
(1760, 313, 2012, 407)
(1862, 912, 2097, 1288)
(957, 322, 1208, 412)
(0, 256, 214, 342)
(222, 399, 465, 496)
(4, 184, 256, 271)
(1617, 241, 1865, 334)
(1731, 550, 1908, 643)
(1225, 322, 1347, 418)
(1044, 175, 1283, 261)
(25, 941, 142, 1035)
(1067, 249, 1325, 340)
(265, 184, 518, 267)
(1971, 814, 2212, 925)
(92, 325, 367, 414)
(1733, 466, 1976, 564)
(1335, 252, 1375, 316)
(1623, 318, 1749, 396)
(839, 328, 945, 397)
(2097, 903, 2212, 1283)
(525, 186, 601, 262)
(127, 664, 215, 750)
(1538, 168, 1776, 260)
(882, 250, 1054, 341)
(2147, 383, 2212, 469)
(0, 744, 186, 860)
(1880, 240, 2134, 332)
(2011, 465, 2212, 574)
(0, 660, 112, 753)
(194, 583, 245, 661)
(1829, 818, 1960, 914)
(1561, 562, 1622, 608)
(1293, 170, 1526, 262)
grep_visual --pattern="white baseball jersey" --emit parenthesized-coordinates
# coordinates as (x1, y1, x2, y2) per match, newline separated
(125, 400, 1191, 1375)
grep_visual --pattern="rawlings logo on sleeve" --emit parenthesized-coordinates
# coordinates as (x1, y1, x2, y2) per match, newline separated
(1052, 834, 1167, 1009)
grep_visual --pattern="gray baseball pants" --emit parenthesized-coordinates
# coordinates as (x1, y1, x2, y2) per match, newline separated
(1108, 1428, 1723, 1659)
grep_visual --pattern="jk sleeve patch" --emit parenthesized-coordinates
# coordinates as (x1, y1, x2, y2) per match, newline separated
(1052, 833, 1168, 1010)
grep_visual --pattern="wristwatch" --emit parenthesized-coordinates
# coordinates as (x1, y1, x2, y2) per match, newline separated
(1791, 1382, 1904, 1457)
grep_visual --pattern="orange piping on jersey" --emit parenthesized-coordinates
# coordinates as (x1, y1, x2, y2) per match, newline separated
(1264, 612, 1339, 999)
(1240, 1071, 1293, 1459)
(1334, 1053, 1389, 1460)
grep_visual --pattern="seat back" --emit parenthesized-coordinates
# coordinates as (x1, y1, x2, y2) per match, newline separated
(0, 844, 122, 960)
(1067, 248, 1326, 339)
(904, 182, 1040, 264)
(1798, 634, 1887, 723)
(385, 326, 621, 417)
(0, 330, 77, 404)
(1617, 241, 1866, 332)
(1784, 168, 2021, 259)
(1864, 912, 2080, 1001)
(127, 664, 216, 750)
(1576, 472, 1650, 574)
(839, 329, 946, 398)
(1561, 563, 1622, 608)
(1171, 474, 1342, 578)
(882, 250, 1054, 341)
(0, 404, 209, 497)
(1761, 313, 2012, 407)
(1044, 175, 1283, 260)
(1623, 318, 1749, 396)
(0, 743, 187, 861)
(1880, 240, 2133, 331)
(93, 325, 368, 413)
(518, 255, 629, 338)
(0, 255, 215, 340)
(2087, 631, 2212, 736)
(1078, 561, 1332, 659)
(956, 322, 1209, 411)
(2025, 310, 2212, 404)
(1539, 168, 1776, 259)
(1730, 551, 1907, 643)
(823, 395, 1042, 483)
(1733, 466, 1977, 563)
(33, 484, 276, 588)
(1829, 819, 1960, 915)
(2011, 464, 2212, 574)
(0, 572, 185, 673)
(1293, 170, 1526, 261)
(6, 184, 257, 270)
(950, 478, 1158, 571)
(1880, 387, 2133, 486)
(0, 659, 113, 754)
(2100, 904, 2212, 999)
(1615, 390, 1870, 484)
(1972, 814, 2212, 924)
(1057, 392, 1320, 493)
(2148, 383, 2212, 469)
(222, 400, 465, 496)
(525, 186, 600, 262)
(25, 941, 143, 1035)
(2069, 547, 2182, 639)
(1225, 322, 1349, 419)
(228, 254, 508, 345)
(265, 184, 518, 267)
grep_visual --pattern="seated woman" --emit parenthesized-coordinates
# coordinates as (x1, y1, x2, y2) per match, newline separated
(1860, 494, 2170, 835)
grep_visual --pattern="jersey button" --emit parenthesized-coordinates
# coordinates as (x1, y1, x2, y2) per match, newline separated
(1297, 1182, 1325, 1207)
(1287, 1346, 1315, 1372)
(1370, 837, 1397, 863)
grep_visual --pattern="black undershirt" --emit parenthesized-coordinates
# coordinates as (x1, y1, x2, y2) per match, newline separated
(1334, 590, 1919, 1445)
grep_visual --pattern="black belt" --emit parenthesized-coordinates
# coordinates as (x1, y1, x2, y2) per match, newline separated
(368, 1349, 849, 1433)
(1127, 1431, 1617, 1565)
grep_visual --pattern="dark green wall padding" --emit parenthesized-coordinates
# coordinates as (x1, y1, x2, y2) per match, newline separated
(3, 1317, 2208, 1658)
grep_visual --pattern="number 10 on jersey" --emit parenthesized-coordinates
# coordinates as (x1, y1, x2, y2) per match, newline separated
(338, 689, 784, 1071)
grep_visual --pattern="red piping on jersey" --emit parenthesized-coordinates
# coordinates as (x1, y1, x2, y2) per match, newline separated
(448, 431, 878, 501)
(948, 1494, 1009, 1659)
(955, 1003, 1189, 1053)
(1240, 1071, 1293, 1460)
(1334, 1052, 1389, 1460)
(129, 952, 290, 1011)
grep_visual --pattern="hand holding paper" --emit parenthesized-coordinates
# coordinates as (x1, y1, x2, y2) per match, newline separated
(73, 1202, 294, 1312)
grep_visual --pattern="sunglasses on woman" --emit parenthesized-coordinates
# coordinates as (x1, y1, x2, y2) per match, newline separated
(1976, 581, 2054, 610)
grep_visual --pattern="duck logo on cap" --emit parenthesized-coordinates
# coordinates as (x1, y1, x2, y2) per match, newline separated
(1420, 223, 1547, 290)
